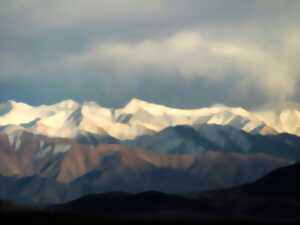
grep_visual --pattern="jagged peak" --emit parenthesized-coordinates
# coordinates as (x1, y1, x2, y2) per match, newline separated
(5, 100, 33, 108)
(122, 98, 177, 117)
(82, 101, 110, 110)
(125, 98, 156, 109)
(82, 101, 98, 106)
(53, 99, 80, 109)
(0, 100, 35, 118)
(126, 98, 154, 107)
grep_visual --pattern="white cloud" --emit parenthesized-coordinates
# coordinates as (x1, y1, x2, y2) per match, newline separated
(63, 31, 300, 102)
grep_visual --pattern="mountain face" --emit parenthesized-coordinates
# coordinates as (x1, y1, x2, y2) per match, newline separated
(0, 132, 291, 187)
(0, 130, 291, 204)
(0, 99, 284, 140)
(126, 124, 300, 160)
(71, 149, 289, 194)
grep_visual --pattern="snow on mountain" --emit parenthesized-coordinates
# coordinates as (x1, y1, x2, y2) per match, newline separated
(280, 109, 300, 134)
(115, 99, 276, 137)
(0, 98, 294, 140)
(0, 125, 26, 150)
(0, 101, 43, 126)
(257, 107, 300, 136)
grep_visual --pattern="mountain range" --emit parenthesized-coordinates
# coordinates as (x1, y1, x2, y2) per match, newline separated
(0, 130, 290, 204)
(1, 98, 300, 140)
(0, 99, 300, 205)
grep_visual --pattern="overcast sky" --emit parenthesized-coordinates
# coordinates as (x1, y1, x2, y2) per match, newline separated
(0, 0, 300, 109)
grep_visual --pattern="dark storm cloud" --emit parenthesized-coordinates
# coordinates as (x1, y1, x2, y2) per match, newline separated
(0, 0, 300, 108)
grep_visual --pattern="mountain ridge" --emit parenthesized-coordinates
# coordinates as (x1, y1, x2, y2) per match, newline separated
(2, 98, 298, 140)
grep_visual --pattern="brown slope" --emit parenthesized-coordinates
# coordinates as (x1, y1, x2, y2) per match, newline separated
(55, 144, 119, 183)
(0, 131, 292, 193)
(0, 132, 72, 178)
(55, 144, 192, 183)
(71, 147, 290, 193)
(0, 134, 21, 176)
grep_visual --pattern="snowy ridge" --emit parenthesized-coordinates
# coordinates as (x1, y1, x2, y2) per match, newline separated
(0, 98, 298, 140)
(257, 107, 300, 136)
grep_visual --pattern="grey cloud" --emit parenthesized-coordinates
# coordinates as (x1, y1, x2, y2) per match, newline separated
(61, 31, 300, 104)
(0, 0, 299, 108)
(0, 72, 269, 109)
(1, 1, 299, 32)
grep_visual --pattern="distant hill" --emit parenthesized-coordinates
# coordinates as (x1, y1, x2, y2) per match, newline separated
(0, 162, 299, 224)
(51, 162, 300, 223)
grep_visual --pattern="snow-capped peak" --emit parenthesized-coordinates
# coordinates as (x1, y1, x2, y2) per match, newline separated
(0, 98, 298, 140)
(52, 99, 80, 110)
(122, 98, 167, 114)
(1, 100, 32, 112)
(0, 100, 41, 126)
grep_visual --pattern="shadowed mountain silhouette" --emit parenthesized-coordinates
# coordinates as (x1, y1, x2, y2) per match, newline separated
(243, 161, 300, 196)
(49, 162, 300, 223)
(0, 163, 299, 224)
